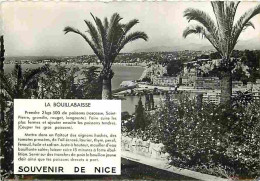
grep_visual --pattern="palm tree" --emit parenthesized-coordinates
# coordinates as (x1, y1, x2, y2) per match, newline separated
(183, 2, 260, 104)
(40, 65, 80, 99)
(0, 64, 48, 101)
(64, 13, 148, 99)
(0, 64, 47, 177)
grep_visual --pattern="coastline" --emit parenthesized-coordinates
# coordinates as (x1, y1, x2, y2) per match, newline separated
(4, 62, 146, 68)
(4, 63, 146, 91)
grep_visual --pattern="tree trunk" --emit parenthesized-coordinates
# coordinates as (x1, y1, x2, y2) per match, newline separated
(102, 78, 112, 100)
(220, 70, 232, 105)
(196, 93, 203, 110)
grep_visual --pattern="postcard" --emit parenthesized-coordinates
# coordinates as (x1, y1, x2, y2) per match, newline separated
(1, 1, 260, 180)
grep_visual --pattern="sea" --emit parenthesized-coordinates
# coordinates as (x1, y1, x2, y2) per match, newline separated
(4, 63, 161, 114)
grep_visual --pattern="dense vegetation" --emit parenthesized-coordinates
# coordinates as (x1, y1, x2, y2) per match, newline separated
(0, 64, 102, 178)
(2, 2, 260, 179)
(40, 65, 102, 99)
(186, 50, 260, 84)
(2, 48, 260, 179)
(122, 93, 260, 179)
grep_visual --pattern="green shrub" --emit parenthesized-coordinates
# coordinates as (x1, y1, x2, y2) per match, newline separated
(128, 93, 260, 178)
(159, 95, 260, 178)
(40, 65, 102, 99)
(1, 107, 14, 178)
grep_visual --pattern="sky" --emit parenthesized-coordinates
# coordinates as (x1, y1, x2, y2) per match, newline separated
(1, 1, 260, 57)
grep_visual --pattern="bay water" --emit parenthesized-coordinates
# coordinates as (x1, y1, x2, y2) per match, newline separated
(4, 63, 150, 114)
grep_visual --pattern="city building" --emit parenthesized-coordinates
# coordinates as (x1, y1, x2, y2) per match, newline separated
(232, 81, 244, 88)
(152, 76, 180, 87)
(250, 79, 260, 92)
(120, 81, 137, 87)
(203, 91, 221, 104)
(180, 76, 189, 85)
(195, 77, 220, 89)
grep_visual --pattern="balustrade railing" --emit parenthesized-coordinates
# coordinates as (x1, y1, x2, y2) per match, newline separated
(121, 136, 169, 160)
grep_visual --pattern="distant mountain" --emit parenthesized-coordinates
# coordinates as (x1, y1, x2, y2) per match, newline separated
(132, 46, 176, 53)
(5, 56, 61, 62)
(235, 39, 260, 50)
(5, 39, 260, 60)
(131, 39, 260, 53)
(132, 44, 214, 53)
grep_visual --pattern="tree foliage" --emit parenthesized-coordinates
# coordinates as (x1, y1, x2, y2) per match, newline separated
(128, 94, 260, 178)
(204, 50, 260, 83)
(0, 64, 102, 178)
(166, 59, 183, 76)
(40, 64, 102, 99)
(134, 97, 147, 131)
(0, 64, 47, 178)
(242, 50, 260, 82)
(0, 64, 48, 101)
(40, 65, 80, 99)
(183, 2, 260, 104)
(64, 13, 148, 99)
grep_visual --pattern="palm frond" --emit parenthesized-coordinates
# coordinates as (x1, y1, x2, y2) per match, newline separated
(183, 25, 221, 55)
(64, 13, 148, 69)
(110, 18, 147, 65)
(117, 19, 140, 50)
(122, 19, 139, 35)
(0, 72, 14, 99)
(211, 1, 225, 29)
(103, 17, 109, 30)
(13, 64, 22, 95)
(183, 25, 205, 38)
(0, 92, 11, 103)
(207, 2, 242, 56)
(64, 26, 80, 35)
(106, 13, 124, 64)
(232, 3, 260, 50)
(244, 21, 255, 30)
(107, 13, 123, 48)
(211, 2, 233, 43)
(225, 1, 240, 28)
(184, 1, 259, 59)
(118, 31, 148, 53)
(64, 26, 103, 61)
(108, 13, 123, 31)
(107, 13, 123, 40)
(184, 8, 218, 38)
(233, 2, 240, 12)
(23, 65, 48, 90)
(90, 13, 108, 60)
(84, 19, 103, 52)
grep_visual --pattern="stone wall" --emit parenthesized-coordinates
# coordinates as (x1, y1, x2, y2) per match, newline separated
(121, 136, 169, 160)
